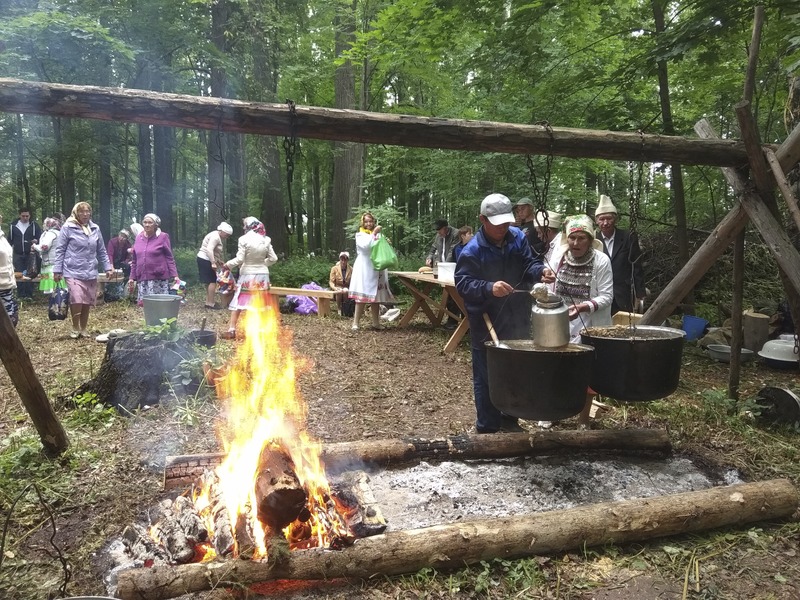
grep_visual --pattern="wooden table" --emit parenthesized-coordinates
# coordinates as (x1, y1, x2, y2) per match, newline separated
(390, 271, 469, 353)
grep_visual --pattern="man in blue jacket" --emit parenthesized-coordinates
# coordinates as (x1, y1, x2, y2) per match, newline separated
(9, 207, 42, 299)
(455, 193, 554, 433)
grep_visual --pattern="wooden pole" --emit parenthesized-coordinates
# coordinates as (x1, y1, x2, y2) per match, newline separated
(163, 429, 671, 490)
(114, 479, 799, 600)
(0, 77, 752, 167)
(764, 148, 800, 233)
(0, 306, 69, 456)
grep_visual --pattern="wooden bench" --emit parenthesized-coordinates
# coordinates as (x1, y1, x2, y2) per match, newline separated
(268, 287, 338, 317)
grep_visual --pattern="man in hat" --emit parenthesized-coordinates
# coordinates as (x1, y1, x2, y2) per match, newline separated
(425, 219, 460, 269)
(594, 194, 645, 315)
(329, 251, 353, 315)
(533, 210, 563, 265)
(455, 193, 554, 434)
(514, 197, 545, 254)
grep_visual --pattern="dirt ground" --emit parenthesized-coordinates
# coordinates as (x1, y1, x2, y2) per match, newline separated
(1, 293, 799, 600)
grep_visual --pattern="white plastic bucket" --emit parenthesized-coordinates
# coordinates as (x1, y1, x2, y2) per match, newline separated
(142, 294, 181, 326)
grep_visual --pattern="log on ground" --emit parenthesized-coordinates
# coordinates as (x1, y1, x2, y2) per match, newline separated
(163, 429, 671, 489)
(115, 478, 798, 600)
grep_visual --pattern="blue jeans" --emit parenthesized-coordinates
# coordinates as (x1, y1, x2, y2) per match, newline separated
(471, 345, 504, 432)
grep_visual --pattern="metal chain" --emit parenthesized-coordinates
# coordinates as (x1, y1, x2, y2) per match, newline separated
(525, 121, 555, 223)
(283, 99, 298, 235)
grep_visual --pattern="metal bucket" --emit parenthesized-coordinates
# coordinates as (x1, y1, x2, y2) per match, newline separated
(581, 325, 686, 402)
(486, 340, 595, 421)
(142, 294, 181, 326)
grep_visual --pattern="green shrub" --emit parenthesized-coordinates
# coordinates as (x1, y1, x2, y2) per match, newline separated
(173, 248, 199, 286)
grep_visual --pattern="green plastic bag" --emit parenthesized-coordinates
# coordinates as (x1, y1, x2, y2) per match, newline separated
(370, 235, 399, 271)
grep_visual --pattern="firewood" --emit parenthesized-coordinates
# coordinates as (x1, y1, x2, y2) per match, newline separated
(254, 444, 307, 531)
(163, 429, 672, 490)
(331, 471, 387, 538)
(200, 471, 233, 557)
(115, 479, 798, 600)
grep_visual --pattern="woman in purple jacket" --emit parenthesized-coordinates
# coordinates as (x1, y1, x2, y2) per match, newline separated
(53, 202, 113, 338)
(129, 213, 180, 306)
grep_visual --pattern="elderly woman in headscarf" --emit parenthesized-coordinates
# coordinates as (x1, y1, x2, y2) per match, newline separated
(53, 202, 113, 338)
(129, 213, 180, 306)
(31, 215, 64, 295)
(548, 214, 613, 426)
(220, 216, 278, 340)
(329, 250, 352, 314)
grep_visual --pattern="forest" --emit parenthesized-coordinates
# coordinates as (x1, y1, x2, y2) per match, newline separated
(0, 0, 798, 291)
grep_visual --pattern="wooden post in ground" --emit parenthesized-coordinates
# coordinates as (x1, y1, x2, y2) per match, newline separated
(0, 306, 69, 456)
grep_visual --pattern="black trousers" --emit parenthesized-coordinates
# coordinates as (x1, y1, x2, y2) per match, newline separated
(12, 253, 34, 298)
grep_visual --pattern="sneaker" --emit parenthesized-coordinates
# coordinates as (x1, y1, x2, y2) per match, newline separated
(499, 416, 525, 433)
(537, 421, 553, 429)
(220, 330, 236, 340)
(443, 320, 458, 330)
(351, 324, 359, 331)
(69, 330, 81, 339)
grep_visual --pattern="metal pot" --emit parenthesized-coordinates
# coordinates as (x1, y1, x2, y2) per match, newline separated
(581, 325, 686, 402)
(486, 340, 595, 421)
(531, 295, 570, 348)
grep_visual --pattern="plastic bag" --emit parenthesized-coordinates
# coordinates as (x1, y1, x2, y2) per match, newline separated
(216, 268, 236, 295)
(288, 282, 322, 315)
(370, 236, 399, 271)
(48, 281, 69, 321)
(25, 251, 40, 279)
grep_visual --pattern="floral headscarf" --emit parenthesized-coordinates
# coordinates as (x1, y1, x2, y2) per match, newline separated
(66, 202, 92, 235)
(43, 217, 62, 230)
(243, 216, 266, 236)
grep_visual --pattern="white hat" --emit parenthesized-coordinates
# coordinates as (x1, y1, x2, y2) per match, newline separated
(339, 251, 350, 259)
(594, 195, 618, 217)
(480, 193, 515, 226)
(217, 221, 233, 235)
(534, 210, 563, 230)
(562, 214, 603, 250)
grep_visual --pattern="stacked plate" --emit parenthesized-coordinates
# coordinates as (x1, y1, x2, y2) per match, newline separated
(758, 339, 800, 370)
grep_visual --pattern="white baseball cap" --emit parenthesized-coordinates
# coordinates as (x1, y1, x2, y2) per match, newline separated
(480, 193, 516, 226)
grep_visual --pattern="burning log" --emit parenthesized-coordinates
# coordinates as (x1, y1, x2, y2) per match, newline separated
(254, 444, 308, 531)
(115, 478, 798, 600)
(330, 471, 387, 538)
(149, 496, 208, 564)
(200, 471, 234, 557)
(163, 429, 671, 489)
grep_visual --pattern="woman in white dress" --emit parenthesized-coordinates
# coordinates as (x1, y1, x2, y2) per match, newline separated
(348, 211, 395, 330)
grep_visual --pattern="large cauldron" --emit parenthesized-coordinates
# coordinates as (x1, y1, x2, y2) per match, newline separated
(486, 340, 595, 421)
(581, 325, 685, 402)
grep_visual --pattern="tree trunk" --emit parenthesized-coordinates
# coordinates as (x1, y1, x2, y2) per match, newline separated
(14, 113, 31, 209)
(138, 123, 154, 217)
(0, 308, 69, 456)
(206, 0, 231, 229)
(115, 479, 799, 600)
(0, 78, 756, 167)
(163, 429, 671, 490)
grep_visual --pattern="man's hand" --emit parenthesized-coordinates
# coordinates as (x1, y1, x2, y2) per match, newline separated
(54, 273, 62, 282)
(425, 258, 432, 267)
(105, 270, 114, 280)
(491, 281, 514, 297)
(541, 268, 555, 284)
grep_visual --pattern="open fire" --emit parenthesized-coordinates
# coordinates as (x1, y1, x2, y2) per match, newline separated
(142, 295, 366, 564)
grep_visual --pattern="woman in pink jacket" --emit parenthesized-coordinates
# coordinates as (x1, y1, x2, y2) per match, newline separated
(220, 216, 278, 339)
(129, 213, 180, 306)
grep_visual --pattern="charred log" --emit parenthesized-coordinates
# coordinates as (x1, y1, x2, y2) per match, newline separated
(254, 444, 307, 531)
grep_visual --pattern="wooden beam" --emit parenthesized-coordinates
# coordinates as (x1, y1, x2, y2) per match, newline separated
(114, 479, 799, 600)
(765, 148, 800, 232)
(0, 307, 69, 456)
(0, 78, 752, 167)
(163, 429, 671, 490)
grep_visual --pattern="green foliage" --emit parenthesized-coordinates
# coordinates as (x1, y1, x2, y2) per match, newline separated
(142, 317, 184, 342)
(67, 391, 118, 427)
(172, 248, 201, 287)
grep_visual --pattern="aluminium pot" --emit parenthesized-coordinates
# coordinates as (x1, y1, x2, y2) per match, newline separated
(485, 340, 595, 421)
(581, 325, 686, 402)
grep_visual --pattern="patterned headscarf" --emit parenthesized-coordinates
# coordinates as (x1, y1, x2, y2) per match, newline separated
(43, 217, 62, 230)
(243, 216, 266, 236)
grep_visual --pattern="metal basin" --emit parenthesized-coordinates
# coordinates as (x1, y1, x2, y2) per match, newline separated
(486, 340, 595, 421)
(581, 325, 685, 402)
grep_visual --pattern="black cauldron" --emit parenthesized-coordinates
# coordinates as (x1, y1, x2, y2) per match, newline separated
(187, 329, 217, 348)
(581, 325, 685, 402)
(486, 340, 595, 421)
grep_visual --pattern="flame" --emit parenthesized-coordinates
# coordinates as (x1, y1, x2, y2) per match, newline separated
(195, 293, 350, 558)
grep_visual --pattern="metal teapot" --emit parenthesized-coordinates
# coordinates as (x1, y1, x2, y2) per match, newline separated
(531, 291, 570, 348)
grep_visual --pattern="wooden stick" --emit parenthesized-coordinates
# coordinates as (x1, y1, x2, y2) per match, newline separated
(115, 479, 799, 600)
(765, 147, 800, 233)
(163, 429, 672, 490)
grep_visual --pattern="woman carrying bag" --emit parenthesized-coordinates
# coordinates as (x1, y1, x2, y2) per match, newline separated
(348, 212, 395, 330)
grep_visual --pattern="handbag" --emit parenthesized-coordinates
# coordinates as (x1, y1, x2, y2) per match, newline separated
(370, 235, 399, 271)
(48, 280, 70, 321)
(26, 251, 40, 279)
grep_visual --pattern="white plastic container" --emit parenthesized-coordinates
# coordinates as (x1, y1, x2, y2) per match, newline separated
(437, 262, 456, 283)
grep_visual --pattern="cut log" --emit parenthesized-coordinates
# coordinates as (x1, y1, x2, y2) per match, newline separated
(743, 311, 770, 352)
(0, 305, 69, 456)
(330, 471, 387, 538)
(114, 478, 799, 600)
(254, 444, 307, 531)
(0, 78, 754, 167)
(163, 429, 672, 490)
